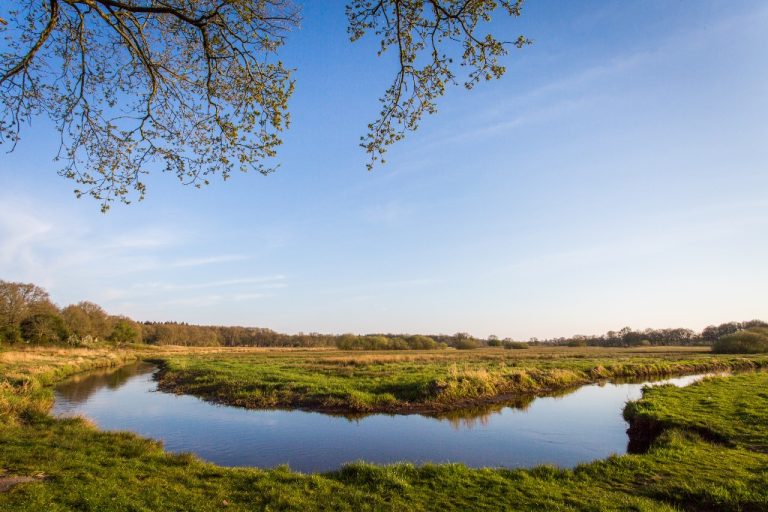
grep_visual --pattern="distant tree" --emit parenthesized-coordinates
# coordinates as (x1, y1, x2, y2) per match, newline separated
(0, 324, 22, 345)
(701, 325, 719, 344)
(713, 327, 768, 354)
(0, 281, 52, 324)
(62, 301, 111, 339)
(1, 1, 529, 210)
(452, 332, 480, 350)
(702, 322, 747, 345)
(406, 335, 439, 350)
(620, 329, 645, 347)
(487, 335, 501, 347)
(20, 312, 69, 344)
(108, 317, 141, 344)
(743, 319, 768, 330)
(62, 304, 93, 338)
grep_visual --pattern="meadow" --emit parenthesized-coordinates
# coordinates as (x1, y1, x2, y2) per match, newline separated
(0, 346, 766, 511)
(153, 346, 768, 413)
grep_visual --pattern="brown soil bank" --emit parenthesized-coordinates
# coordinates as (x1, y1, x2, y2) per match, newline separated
(624, 415, 732, 454)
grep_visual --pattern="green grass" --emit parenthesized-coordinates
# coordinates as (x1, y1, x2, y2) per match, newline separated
(624, 372, 768, 452)
(1, 347, 767, 511)
(153, 347, 768, 413)
(0, 348, 139, 425)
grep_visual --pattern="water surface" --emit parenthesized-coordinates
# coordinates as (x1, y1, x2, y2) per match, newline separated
(53, 362, 716, 473)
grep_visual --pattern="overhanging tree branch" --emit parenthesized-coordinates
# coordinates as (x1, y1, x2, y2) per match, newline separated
(1, 0, 528, 210)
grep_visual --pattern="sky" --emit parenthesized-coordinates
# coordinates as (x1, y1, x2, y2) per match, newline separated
(1, 0, 767, 339)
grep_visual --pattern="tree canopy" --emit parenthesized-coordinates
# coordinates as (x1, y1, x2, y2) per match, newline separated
(1, 0, 528, 210)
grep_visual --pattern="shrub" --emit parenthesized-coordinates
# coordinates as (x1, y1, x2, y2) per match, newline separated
(405, 335, 439, 350)
(109, 319, 141, 344)
(453, 338, 480, 350)
(335, 334, 441, 350)
(502, 341, 529, 350)
(67, 334, 100, 348)
(19, 313, 69, 344)
(0, 324, 22, 344)
(712, 328, 768, 354)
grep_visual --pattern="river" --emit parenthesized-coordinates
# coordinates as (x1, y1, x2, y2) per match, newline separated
(52, 362, 717, 473)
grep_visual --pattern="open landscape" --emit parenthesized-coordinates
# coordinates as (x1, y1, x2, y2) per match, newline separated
(151, 347, 768, 414)
(1, 345, 767, 510)
(3, 0, 767, 510)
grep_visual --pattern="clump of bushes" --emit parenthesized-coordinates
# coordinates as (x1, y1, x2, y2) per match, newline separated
(453, 338, 481, 350)
(712, 327, 768, 354)
(19, 313, 70, 345)
(503, 341, 529, 350)
(335, 334, 444, 350)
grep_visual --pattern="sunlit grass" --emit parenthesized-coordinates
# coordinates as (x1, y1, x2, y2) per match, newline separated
(154, 347, 768, 413)
(1, 347, 767, 510)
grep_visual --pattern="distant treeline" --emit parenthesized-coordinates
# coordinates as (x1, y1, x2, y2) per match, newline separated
(713, 326, 768, 354)
(0, 280, 142, 347)
(535, 321, 768, 348)
(1, 279, 765, 351)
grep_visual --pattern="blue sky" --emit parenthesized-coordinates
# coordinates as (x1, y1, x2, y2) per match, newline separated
(1, 0, 767, 339)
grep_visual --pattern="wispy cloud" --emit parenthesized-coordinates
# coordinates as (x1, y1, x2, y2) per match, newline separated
(319, 277, 443, 299)
(365, 200, 410, 225)
(0, 195, 284, 313)
(412, 4, 768, 155)
(132, 276, 286, 292)
(494, 202, 768, 278)
(0, 196, 187, 281)
(103, 230, 179, 249)
(170, 254, 251, 267)
(159, 291, 270, 308)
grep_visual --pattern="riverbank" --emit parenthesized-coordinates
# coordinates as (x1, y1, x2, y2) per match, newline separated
(624, 371, 768, 453)
(1, 347, 767, 510)
(152, 348, 768, 414)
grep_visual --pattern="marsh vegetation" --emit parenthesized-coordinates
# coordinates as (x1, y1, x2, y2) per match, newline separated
(153, 347, 768, 413)
(1, 347, 767, 510)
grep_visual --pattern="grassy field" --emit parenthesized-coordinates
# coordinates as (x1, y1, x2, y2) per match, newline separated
(1, 347, 767, 511)
(153, 346, 768, 413)
(624, 371, 768, 453)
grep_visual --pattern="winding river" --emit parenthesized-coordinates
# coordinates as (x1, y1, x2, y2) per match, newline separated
(52, 362, 716, 473)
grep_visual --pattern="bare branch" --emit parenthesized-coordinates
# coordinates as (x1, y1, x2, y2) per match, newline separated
(1, 0, 60, 84)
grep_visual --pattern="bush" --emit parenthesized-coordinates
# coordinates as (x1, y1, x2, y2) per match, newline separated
(335, 334, 441, 350)
(453, 338, 480, 350)
(109, 319, 141, 344)
(502, 341, 529, 350)
(19, 313, 69, 344)
(0, 324, 22, 344)
(712, 328, 768, 354)
(66, 334, 100, 348)
(405, 335, 439, 350)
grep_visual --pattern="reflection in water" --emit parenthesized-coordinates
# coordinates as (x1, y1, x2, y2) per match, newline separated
(54, 362, 156, 404)
(53, 364, 724, 473)
(433, 396, 535, 430)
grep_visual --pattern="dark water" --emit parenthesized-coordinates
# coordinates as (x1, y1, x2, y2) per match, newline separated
(52, 362, 717, 473)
